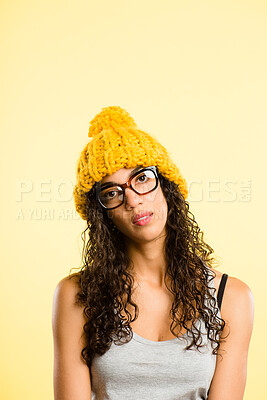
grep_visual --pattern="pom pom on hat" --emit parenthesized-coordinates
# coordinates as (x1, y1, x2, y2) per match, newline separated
(88, 106, 137, 138)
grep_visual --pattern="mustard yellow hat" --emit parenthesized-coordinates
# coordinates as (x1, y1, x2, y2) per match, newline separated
(73, 106, 188, 220)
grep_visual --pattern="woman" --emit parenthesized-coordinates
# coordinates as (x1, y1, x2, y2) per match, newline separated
(52, 106, 254, 400)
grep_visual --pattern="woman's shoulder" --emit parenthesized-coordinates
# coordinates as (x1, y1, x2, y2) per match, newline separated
(55, 272, 80, 292)
(52, 273, 87, 350)
(208, 267, 254, 323)
(209, 266, 253, 296)
(53, 273, 83, 315)
(56, 272, 81, 289)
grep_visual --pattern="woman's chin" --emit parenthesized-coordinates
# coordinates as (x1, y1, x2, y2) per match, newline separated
(123, 224, 167, 244)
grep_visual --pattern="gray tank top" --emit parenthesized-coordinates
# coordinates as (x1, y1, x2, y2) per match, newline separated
(90, 271, 224, 400)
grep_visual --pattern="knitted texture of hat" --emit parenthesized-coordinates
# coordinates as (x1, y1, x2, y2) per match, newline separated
(73, 106, 188, 220)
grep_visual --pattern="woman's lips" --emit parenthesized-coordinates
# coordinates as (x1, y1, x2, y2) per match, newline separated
(133, 213, 153, 226)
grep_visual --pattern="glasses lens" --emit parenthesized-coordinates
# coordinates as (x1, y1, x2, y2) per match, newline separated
(132, 169, 157, 194)
(99, 186, 124, 209)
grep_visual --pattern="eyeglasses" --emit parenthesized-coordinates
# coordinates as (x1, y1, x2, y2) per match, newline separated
(96, 166, 159, 210)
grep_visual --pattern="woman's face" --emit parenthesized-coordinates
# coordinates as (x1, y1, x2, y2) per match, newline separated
(99, 166, 168, 244)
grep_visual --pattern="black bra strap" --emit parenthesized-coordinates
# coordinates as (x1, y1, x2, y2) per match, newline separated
(217, 273, 228, 311)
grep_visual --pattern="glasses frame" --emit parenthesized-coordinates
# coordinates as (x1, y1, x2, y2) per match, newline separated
(96, 165, 159, 210)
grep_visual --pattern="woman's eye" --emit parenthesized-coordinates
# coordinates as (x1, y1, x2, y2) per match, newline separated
(104, 190, 117, 199)
(137, 174, 147, 183)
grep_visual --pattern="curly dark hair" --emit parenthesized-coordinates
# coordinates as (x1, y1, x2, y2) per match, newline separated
(69, 170, 228, 369)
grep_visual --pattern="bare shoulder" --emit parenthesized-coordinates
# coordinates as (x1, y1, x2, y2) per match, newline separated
(52, 272, 87, 338)
(53, 273, 81, 306)
(55, 272, 81, 292)
(209, 267, 254, 339)
(208, 266, 254, 302)
(52, 272, 87, 346)
(220, 275, 254, 328)
(209, 266, 255, 328)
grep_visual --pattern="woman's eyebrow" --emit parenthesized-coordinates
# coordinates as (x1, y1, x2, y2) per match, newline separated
(100, 166, 143, 187)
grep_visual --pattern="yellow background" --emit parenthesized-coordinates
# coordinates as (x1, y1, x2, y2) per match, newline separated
(0, 0, 266, 398)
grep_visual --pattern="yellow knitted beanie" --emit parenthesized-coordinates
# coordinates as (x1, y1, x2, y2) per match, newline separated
(73, 106, 188, 220)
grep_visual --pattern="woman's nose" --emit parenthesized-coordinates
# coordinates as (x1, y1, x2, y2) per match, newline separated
(124, 187, 143, 208)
